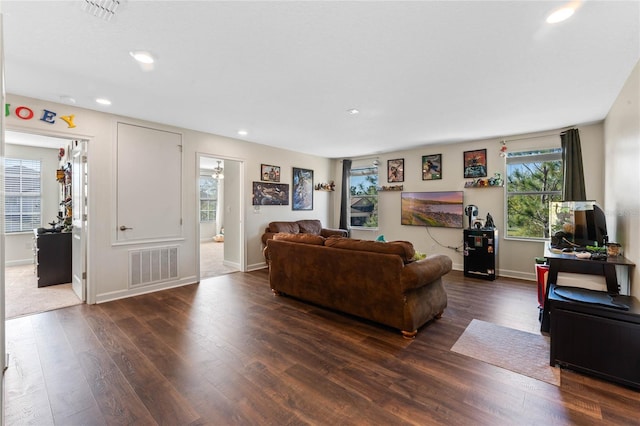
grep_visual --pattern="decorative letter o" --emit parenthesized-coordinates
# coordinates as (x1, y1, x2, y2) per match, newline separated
(15, 106, 34, 120)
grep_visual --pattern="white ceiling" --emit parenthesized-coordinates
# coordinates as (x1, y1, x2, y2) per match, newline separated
(4, 130, 70, 149)
(2, 1, 639, 159)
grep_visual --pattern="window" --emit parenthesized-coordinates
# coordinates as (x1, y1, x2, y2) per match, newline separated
(349, 165, 378, 228)
(506, 149, 562, 239)
(4, 158, 42, 233)
(199, 175, 218, 222)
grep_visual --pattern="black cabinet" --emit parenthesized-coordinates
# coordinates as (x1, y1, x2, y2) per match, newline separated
(548, 284, 640, 389)
(463, 229, 498, 280)
(34, 231, 72, 287)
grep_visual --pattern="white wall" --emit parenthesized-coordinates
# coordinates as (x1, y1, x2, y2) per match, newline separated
(336, 122, 605, 281)
(5, 90, 617, 300)
(5, 143, 61, 265)
(605, 59, 640, 299)
(6, 94, 333, 303)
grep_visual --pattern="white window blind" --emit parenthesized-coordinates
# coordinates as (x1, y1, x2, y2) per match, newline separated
(4, 158, 42, 233)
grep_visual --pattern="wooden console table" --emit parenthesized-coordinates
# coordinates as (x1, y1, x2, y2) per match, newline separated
(540, 245, 635, 333)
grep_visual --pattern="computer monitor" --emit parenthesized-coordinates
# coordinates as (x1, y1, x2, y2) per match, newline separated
(549, 201, 607, 248)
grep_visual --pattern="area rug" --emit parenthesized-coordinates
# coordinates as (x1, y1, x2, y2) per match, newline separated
(451, 319, 560, 386)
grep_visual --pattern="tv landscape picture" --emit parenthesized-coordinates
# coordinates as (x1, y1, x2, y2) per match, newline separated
(401, 191, 464, 228)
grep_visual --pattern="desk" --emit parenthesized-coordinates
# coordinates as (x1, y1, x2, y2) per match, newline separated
(540, 246, 635, 333)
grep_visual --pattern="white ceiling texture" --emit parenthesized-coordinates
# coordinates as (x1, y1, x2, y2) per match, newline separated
(2, 1, 639, 158)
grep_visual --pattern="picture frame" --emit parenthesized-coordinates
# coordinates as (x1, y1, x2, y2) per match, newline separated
(387, 158, 404, 183)
(463, 149, 487, 178)
(292, 167, 314, 210)
(261, 164, 280, 182)
(252, 182, 289, 205)
(401, 191, 464, 228)
(422, 154, 442, 180)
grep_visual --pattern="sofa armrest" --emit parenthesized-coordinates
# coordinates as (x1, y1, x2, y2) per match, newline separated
(262, 232, 277, 245)
(401, 254, 453, 292)
(263, 245, 270, 263)
(320, 228, 348, 238)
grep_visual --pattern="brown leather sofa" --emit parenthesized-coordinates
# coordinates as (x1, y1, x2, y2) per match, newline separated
(261, 219, 348, 245)
(264, 234, 452, 338)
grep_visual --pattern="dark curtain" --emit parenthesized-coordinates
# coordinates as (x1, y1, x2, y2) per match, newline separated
(561, 128, 587, 201)
(339, 159, 351, 234)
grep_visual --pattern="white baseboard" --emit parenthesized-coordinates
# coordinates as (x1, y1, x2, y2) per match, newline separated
(95, 277, 198, 304)
(451, 264, 536, 282)
(5, 259, 34, 267)
(247, 261, 267, 271)
(222, 260, 240, 270)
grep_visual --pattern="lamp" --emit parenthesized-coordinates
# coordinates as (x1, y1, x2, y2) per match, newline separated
(212, 160, 224, 179)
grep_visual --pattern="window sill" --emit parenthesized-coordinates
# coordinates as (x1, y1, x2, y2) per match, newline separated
(503, 236, 549, 243)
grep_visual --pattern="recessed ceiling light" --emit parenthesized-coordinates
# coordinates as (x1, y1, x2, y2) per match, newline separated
(347, 108, 360, 115)
(546, 6, 575, 24)
(129, 51, 155, 64)
(238, 130, 248, 136)
(95, 98, 112, 106)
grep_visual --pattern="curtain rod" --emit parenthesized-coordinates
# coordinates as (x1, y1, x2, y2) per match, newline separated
(341, 155, 380, 162)
(502, 126, 576, 143)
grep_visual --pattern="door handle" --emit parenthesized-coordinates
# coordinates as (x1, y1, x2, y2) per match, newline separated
(119, 225, 133, 231)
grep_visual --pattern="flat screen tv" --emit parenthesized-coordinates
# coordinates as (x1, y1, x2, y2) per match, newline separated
(401, 191, 464, 228)
(549, 201, 608, 247)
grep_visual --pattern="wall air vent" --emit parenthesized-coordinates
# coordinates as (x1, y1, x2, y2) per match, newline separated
(81, 0, 121, 21)
(129, 246, 178, 288)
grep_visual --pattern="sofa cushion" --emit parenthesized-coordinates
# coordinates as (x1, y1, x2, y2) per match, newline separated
(272, 233, 326, 245)
(296, 219, 322, 234)
(268, 221, 300, 234)
(324, 238, 416, 263)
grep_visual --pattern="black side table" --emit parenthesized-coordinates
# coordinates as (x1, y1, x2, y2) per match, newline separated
(548, 284, 640, 389)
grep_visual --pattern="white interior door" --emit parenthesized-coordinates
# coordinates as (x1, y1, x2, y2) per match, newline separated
(71, 140, 87, 300)
(116, 123, 182, 242)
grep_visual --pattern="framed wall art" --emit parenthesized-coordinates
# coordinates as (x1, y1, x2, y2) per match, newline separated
(252, 181, 289, 205)
(292, 167, 313, 210)
(387, 158, 404, 182)
(422, 154, 442, 180)
(463, 149, 487, 178)
(261, 164, 280, 182)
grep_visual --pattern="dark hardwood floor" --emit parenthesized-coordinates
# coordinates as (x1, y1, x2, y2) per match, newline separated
(4, 269, 639, 425)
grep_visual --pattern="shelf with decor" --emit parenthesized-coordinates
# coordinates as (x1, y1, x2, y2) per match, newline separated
(56, 162, 72, 230)
(315, 182, 335, 191)
(377, 185, 403, 191)
(464, 172, 503, 188)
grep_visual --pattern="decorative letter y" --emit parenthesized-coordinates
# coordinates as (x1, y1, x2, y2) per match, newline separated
(60, 114, 76, 128)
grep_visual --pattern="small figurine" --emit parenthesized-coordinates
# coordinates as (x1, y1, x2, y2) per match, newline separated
(485, 213, 495, 229)
(493, 172, 503, 186)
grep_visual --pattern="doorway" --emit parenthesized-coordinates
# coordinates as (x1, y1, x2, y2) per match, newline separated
(197, 154, 244, 279)
(4, 130, 88, 319)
